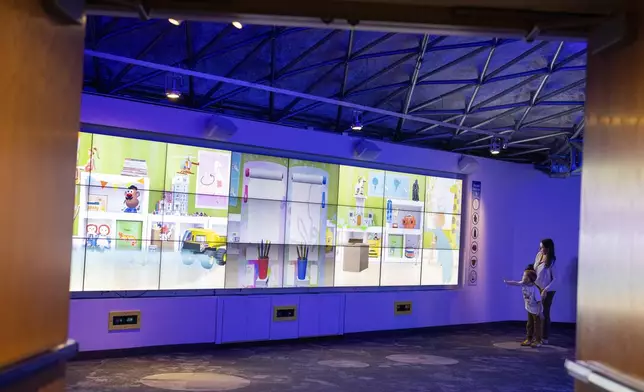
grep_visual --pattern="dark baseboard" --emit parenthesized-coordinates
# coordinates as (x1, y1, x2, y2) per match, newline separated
(73, 320, 576, 361)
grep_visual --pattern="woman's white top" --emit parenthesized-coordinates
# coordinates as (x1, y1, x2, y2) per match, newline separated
(534, 253, 557, 292)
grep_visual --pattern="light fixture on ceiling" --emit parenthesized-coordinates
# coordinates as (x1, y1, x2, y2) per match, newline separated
(168, 18, 182, 26)
(165, 74, 183, 100)
(351, 110, 363, 131)
(490, 137, 503, 155)
(232, 21, 243, 29)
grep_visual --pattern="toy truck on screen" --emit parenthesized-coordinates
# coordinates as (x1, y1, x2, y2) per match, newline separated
(180, 228, 227, 269)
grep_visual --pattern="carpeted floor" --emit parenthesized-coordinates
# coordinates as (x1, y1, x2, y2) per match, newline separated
(66, 323, 575, 392)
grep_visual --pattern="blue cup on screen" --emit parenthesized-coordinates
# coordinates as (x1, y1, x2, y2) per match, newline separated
(297, 258, 308, 280)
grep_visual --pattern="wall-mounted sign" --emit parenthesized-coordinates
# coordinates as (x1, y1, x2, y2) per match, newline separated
(468, 270, 478, 285)
(468, 181, 482, 286)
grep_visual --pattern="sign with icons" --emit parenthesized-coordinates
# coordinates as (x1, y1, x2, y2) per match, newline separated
(469, 270, 478, 285)
(468, 181, 481, 286)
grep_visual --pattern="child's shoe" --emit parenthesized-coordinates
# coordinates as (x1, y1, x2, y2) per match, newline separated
(531, 340, 543, 348)
(521, 339, 533, 346)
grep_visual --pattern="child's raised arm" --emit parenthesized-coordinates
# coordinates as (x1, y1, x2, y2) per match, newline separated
(503, 279, 523, 286)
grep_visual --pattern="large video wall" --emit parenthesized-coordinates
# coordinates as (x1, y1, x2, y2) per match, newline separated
(70, 133, 463, 291)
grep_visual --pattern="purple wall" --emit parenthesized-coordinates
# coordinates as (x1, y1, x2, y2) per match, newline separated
(69, 94, 581, 351)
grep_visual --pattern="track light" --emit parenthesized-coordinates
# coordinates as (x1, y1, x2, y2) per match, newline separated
(165, 74, 183, 100)
(166, 91, 181, 99)
(168, 18, 182, 26)
(351, 110, 363, 131)
(490, 137, 503, 155)
(232, 21, 243, 29)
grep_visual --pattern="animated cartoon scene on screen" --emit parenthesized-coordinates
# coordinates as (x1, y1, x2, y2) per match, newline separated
(70, 132, 463, 292)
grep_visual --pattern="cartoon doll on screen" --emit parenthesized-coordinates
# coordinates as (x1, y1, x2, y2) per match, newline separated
(86, 224, 98, 249)
(123, 185, 141, 213)
(96, 224, 112, 251)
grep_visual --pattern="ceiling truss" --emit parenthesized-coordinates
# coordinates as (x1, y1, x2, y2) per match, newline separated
(82, 16, 587, 170)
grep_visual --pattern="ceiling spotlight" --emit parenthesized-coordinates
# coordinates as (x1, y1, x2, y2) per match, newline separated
(232, 21, 243, 29)
(490, 137, 503, 155)
(165, 74, 183, 100)
(351, 110, 363, 131)
(168, 18, 182, 26)
(166, 91, 181, 99)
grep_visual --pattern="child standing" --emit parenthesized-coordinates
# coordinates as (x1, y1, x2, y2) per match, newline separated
(504, 269, 543, 347)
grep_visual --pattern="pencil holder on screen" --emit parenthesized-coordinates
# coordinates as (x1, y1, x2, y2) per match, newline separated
(296, 244, 309, 280)
(257, 240, 271, 280)
(297, 258, 308, 280)
(257, 257, 269, 280)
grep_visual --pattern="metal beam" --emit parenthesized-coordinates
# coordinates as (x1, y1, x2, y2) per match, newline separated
(412, 106, 526, 142)
(87, 17, 103, 92)
(411, 114, 464, 136)
(464, 106, 581, 147)
(536, 79, 585, 102)
(352, 38, 498, 127)
(469, 74, 542, 112)
(411, 85, 476, 116)
(97, 19, 159, 44)
(110, 27, 305, 94)
(505, 147, 551, 157)
(185, 22, 195, 105)
(208, 31, 393, 112)
(452, 39, 499, 136)
(201, 29, 344, 108)
(278, 46, 422, 122)
(458, 41, 568, 143)
(108, 24, 174, 92)
(200, 27, 285, 104)
(269, 27, 277, 119)
(522, 106, 585, 128)
(86, 0, 610, 40)
(548, 118, 585, 159)
(507, 131, 571, 145)
(85, 49, 500, 137)
(483, 41, 551, 82)
(335, 30, 354, 131)
(453, 131, 570, 152)
(408, 45, 495, 113)
(395, 34, 433, 134)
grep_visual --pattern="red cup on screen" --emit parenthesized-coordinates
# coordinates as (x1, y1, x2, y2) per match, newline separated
(257, 257, 269, 280)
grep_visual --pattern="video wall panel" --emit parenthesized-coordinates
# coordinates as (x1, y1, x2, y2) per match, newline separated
(70, 132, 464, 292)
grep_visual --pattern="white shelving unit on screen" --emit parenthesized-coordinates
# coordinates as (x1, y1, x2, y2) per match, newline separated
(335, 226, 383, 263)
(382, 199, 424, 263)
(77, 171, 237, 253)
(77, 172, 151, 251)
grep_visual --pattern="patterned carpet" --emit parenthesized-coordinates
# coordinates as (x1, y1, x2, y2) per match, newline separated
(66, 323, 575, 392)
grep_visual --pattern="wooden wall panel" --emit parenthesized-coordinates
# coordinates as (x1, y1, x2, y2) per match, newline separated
(577, 1, 644, 390)
(0, 0, 85, 374)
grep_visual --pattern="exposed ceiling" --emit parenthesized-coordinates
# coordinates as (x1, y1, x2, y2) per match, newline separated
(82, 16, 586, 171)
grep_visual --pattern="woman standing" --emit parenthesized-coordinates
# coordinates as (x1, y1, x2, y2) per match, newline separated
(535, 238, 557, 344)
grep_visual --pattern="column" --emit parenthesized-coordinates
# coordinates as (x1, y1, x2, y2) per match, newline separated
(577, 1, 644, 390)
(0, 0, 85, 389)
